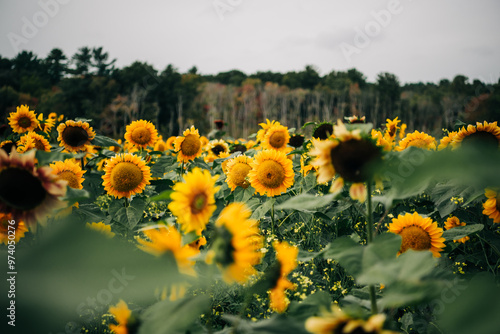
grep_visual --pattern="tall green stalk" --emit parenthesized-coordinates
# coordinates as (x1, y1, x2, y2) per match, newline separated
(366, 181, 378, 314)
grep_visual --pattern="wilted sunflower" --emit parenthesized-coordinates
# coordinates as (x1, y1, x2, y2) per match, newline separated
(17, 132, 51, 153)
(168, 168, 219, 234)
(50, 159, 86, 189)
(109, 300, 140, 334)
(483, 188, 500, 223)
(269, 241, 298, 313)
(209, 203, 264, 283)
(173, 126, 203, 163)
(396, 130, 437, 151)
(57, 120, 95, 152)
(262, 124, 290, 151)
(256, 119, 281, 143)
(225, 155, 254, 191)
(0, 141, 16, 155)
(8, 105, 39, 134)
(305, 307, 398, 334)
(313, 122, 334, 140)
(124, 119, 159, 149)
(310, 121, 382, 202)
(248, 150, 294, 197)
(438, 131, 458, 150)
(388, 212, 445, 258)
(452, 121, 500, 149)
(444, 216, 470, 243)
(0, 149, 67, 229)
(86, 222, 115, 238)
(0, 212, 29, 245)
(102, 153, 152, 198)
(137, 225, 198, 275)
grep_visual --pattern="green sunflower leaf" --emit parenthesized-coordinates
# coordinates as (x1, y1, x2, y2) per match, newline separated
(275, 193, 336, 212)
(442, 224, 484, 241)
(92, 134, 121, 147)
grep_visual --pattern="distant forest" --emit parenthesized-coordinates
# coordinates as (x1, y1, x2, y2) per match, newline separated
(1, 47, 499, 138)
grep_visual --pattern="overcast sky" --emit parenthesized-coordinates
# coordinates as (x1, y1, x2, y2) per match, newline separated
(1, 0, 499, 84)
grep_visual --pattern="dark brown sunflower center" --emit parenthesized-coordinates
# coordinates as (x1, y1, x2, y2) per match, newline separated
(191, 193, 207, 214)
(461, 131, 499, 148)
(269, 131, 286, 149)
(18, 116, 32, 128)
(257, 160, 285, 189)
(62, 126, 89, 147)
(330, 139, 381, 183)
(0, 142, 15, 155)
(180, 134, 201, 156)
(289, 135, 305, 148)
(34, 139, 47, 151)
(211, 144, 226, 156)
(110, 162, 143, 193)
(230, 163, 251, 188)
(0, 167, 46, 210)
(57, 171, 80, 189)
(230, 144, 247, 154)
(131, 127, 151, 145)
(213, 226, 234, 266)
(388, 126, 397, 137)
(313, 123, 333, 140)
(400, 225, 432, 253)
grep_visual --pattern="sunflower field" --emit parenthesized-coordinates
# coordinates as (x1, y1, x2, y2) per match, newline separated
(1, 105, 500, 334)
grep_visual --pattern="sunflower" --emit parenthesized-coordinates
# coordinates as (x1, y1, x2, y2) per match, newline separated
(388, 212, 446, 258)
(124, 120, 159, 149)
(57, 120, 95, 152)
(371, 129, 393, 151)
(230, 143, 248, 154)
(438, 131, 458, 150)
(289, 134, 305, 148)
(50, 159, 85, 189)
(269, 241, 298, 313)
(0, 212, 29, 245)
(248, 150, 294, 197)
(444, 216, 470, 243)
(262, 124, 290, 151)
(452, 121, 500, 149)
(384, 117, 401, 141)
(165, 136, 176, 150)
(17, 132, 51, 153)
(168, 168, 219, 234)
(345, 115, 366, 124)
(300, 154, 315, 177)
(109, 300, 140, 334)
(313, 122, 334, 140)
(37, 113, 55, 133)
(102, 153, 152, 198)
(86, 222, 115, 238)
(396, 131, 437, 151)
(225, 155, 254, 191)
(256, 119, 281, 143)
(305, 307, 398, 334)
(137, 225, 198, 275)
(153, 139, 167, 152)
(483, 188, 500, 223)
(173, 126, 203, 163)
(208, 139, 229, 156)
(8, 105, 39, 134)
(310, 121, 382, 202)
(209, 203, 264, 283)
(0, 141, 16, 155)
(0, 149, 67, 229)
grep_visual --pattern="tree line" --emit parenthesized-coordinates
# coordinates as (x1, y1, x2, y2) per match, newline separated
(1, 47, 499, 139)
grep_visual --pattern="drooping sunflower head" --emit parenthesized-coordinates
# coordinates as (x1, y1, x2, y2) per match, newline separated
(289, 134, 305, 148)
(0, 212, 29, 245)
(124, 120, 159, 149)
(57, 120, 96, 152)
(168, 168, 220, 234)
(50, 159, 86, 189)
(208, 139, 229, 157)
(444, 216, 469, 243)
(8, 105, 39, 134)
(225, 155, 254, 191)
(230, 143, 247, 154)
(0, 149, 67, 229)
(389, 212, 446, 258)
(248, 150, 294, 197)
(269, 241, 298, 313)
(210, 202, 264, 283)
(173, 126, 203, 163)
(16, 132, 51, 153)
(137, 224, 198, 275)
(262, 124, 290, 151)
(452, 121, 500, 150)
(396, 130, 437, 151)
(313, 122, 334, 140)
(483, 188, 500, 223)
(102, 153, 152, 198)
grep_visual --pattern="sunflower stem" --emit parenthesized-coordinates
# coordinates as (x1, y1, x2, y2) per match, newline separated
(271, 201, 275, 236)
(80, 157, 85, 170)
(124, 197, 129, 208)
(366, 180, 378, 315)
